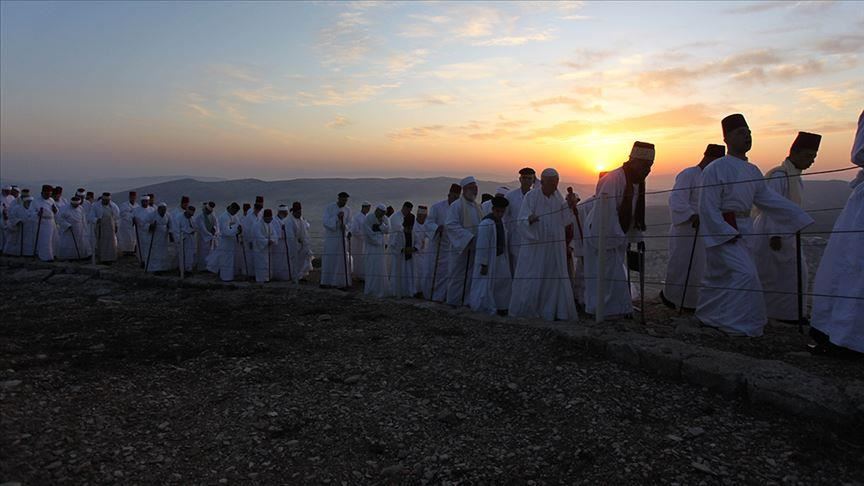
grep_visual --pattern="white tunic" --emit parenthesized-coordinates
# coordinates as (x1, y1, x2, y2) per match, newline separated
(696, 155, 814, 336)
(172, 214, 197, 272)
(252, 219, 276, 282)
(291, 215, 314, 279)
(192, 211, 218, 271)
(207, 211, 241, 281)
(468, 218, 512, 315)
(664, 166, 706, 309)
(504, 188, 531, 272)
(117, 201, 139, 253)
(33, 196, 57, 261)
(142, 211, 174, 272)
(350, 211, 368, 279)
(363, 212, 390, 297)
(388, 221, 416, 298)
(132, 206, 155, 262)
(445, 197, 483, 306)
(57, 205, 89, 260)
(270, 217, 297, 282)
(90, 203, 120, 263)
(509, 188, 577, 321)
(321, 203, 353, 287)
(239, 211, 261, 276)
(427, 199, 452, 302)
(5, 202, 37, 256)
(412, 219, 439, 299)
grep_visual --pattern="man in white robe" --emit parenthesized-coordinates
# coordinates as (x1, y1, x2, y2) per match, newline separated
(753, 132, 821, 322)
(5, 193, 36, 256)
(142, 203, 174, 273)
(351, 202, 371, 281)
(241, 199, 264, 279)
(290, 202, 314, 280)
(117, 191, 138, 255)
(57, 195, 89, 260)
(51, 186, 68, 209)
(90, 193, 120, 263)
(271, 205, 297, 282)
(133, 196, 155, 266)
(173, 205, 197, 274)
(207, 203, 242, 281)
(169, 195, 190, 241)
(0, 186, 13, 254)
(363, 204, 390, 297)
(696, 114, 814, 337)
(509, 168, 579, 321)
(413, 205, 438, 299)
(192, 201, 218, 272)
(321, 192, 353, 289)
(252, 209, 276, 283)
(33, 185, 58, 261)
(469, 196, 512, 315)
(661, 144, 725, 310)
(584, 142, 655, 318)
(445, 177, 484, 307)
(427, 184, 461, 302)
(389, 204, 416, 298)
(505, 168, 540, 274)
(809, 110, 864, 355)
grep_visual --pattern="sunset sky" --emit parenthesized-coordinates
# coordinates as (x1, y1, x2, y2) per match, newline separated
(1, 1, 862, 185)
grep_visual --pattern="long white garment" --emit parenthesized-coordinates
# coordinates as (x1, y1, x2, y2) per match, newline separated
(583, 168, 641, 317)
(363, 212, 390, 297)
(321, 203, 352, 287)
(388, 222, 416, 298)
(753, 161, 807, 320)
(810, 111, 864, 352)
(291, 215, 314, 279)
(468, 218, 512, 315)
(192, 211, 218, 271)
(664, 166, 706, 309)
(132, 206, 155, 263)
(0, 195, 13, 253)
(412, 219, 439, 298)
(117, 201, 138, 253)
(509, 188, 578, 321)
(172, 215, 197, 273)
(427, 199, 452, 302)
(32, 197, 57, 261)
(239, 211, 261, 276)
(504, 188, 531, 272)
(142, 211, 174, 272)
(252, 219, 275, 283)
(570, 197, 591, 306)
(5, 203, 37, 256)
(56, 205, 89, 260)
(207, 211, 240, 281)
(270, 217, 296, 282)
(696, 155, 814, 336)
(445, 197, 483, 306)
(350, 211, 367, 279)
(90, 203, 120, 263)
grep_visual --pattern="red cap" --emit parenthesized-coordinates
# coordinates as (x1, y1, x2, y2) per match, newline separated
(181, 195, 190, 203)
(255, 196, 264, 204)
(263, 209, 273, 217)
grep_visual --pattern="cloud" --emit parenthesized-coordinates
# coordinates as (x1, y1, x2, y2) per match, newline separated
(326, 115, 351, 129)
(725, 0, 836, 14)
(731, 59, 824, 83)
(452, 8, 501, 38)
(529, 96, 603, 113)
(317, 10, 374, 68)
(388, 125, 446, 141)
(562, 49, 614, 70)
(186, 103, 212, 118)
(389, 94, 457, 109)
(635, 49, 783, 90)
(427, 58, 515, 80)
(798, 83, 863, 110)
(231, 87, 292, 104)
(387, 49, 429, 75)
(297, 83, 400, 106)
(208, 64, 259, 83)
(473, 30, 554, 47)
(398, 14, 451, 38)
(816, 34, 864, 54)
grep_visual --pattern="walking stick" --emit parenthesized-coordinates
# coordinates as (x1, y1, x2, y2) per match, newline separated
(33, 208, 43, 260)
(430, 231, 443, 300)
(145, 223, 156, 273)
(133, 219, 144, 267)
(626, 242, 632, 300)
(340, 216, 350, 288)
(69, 227, 81, 260)
(238, 233, 249, 276)
(679, 224, 700, 315)
(638, 242, 646, 324)
(460, 248, 471, 306)
(796, 231, 805, 334)
(179, 229, 185, 279)
(93, 219, 100, 264)
(282, 224, 293, 282)
(19, 221, 24, 257)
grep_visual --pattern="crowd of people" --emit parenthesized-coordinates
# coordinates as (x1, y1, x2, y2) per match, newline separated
(2, 111, 862, 357)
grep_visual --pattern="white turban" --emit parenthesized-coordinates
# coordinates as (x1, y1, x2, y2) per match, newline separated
(376, 203, 387, 211)
(278, 204, 288, 210)
(141, 196, 150, 201)
(495, 186, 509, 196)
(460, 176, 477, 187)
(541, 168, 559, 178)
(23, 196, 33, 201)
(158, 202, 168, 208)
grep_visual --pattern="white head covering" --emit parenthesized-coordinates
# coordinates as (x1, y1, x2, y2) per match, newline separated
(376, 203, 387, 211)
(495, 186, 509, 196)
(158, 202, 168, 208)
(362, 201, 371, 206)
(141, 195, 151, 201)
(460, 176, 477, 187)
(541, 168, 559, 178)
(278, 204, 288, 211)
(417, 206, 428, 215)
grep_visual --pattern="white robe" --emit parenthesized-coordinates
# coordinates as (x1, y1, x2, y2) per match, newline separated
(239, 211, 261, 277)
(252, 219, 276, 283)
(271, 217, 298, 282)
(5, 203, 37, 256)
(428, 199, 452, 302)
(810, 112, 864, 352)
(753, 162, 807, 320)
(388, 222, 416, 298)
(412, 219, 439, 299)
(133, 206, 155, 263)
(207, 211, 241, 281)
(583, 168, 641, 317)
(291, 215, 314, 279)
(33, 197, 57, 261)
(696, 155, 814, 337)
(468, 218, 512, 315)
(509, 188, 578, 321)
(321, 203, 352, 287)
(664, 166, 706, 309)
(504, 188, 531, 273)
(172, 215, 197, 273)
(142, 211, 174, 272)
(363, 212, 390, 297)
(57, 205, 89, 260)
(90, 203, 120, 263)
(0, 195, 14, 254)
(117, 201, 138, 253)
(350, 211, 368, 279)
(445, 197, 483, 306)
(192, 211, 218, 271)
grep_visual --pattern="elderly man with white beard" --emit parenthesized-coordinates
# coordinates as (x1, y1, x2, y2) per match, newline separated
(5, 192, 37, 256)
(509, 168, 579, 321)
(207, 202, 243, 282)
(57, 195, 89, 260)
(445, 177, 484, 307)
(505, 167, 538, 272)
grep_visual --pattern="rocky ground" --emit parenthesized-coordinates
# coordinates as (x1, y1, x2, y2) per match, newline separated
(2, 261, 864, 485)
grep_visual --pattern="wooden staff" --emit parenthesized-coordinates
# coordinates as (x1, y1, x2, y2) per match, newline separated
(679, 224, 700, 315)
(430, 229, 443, 300)
(144, 221, 156, 272)
(282, 224, 293, 282)
(33, 207, 43, 260)
(340, 213, 350, 288)
(460, 248, 471, 306)
(796, 231, 805, 334)
(133, 219, 144, 267)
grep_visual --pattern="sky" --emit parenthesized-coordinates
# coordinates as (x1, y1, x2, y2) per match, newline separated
(1, 0, 862, 185)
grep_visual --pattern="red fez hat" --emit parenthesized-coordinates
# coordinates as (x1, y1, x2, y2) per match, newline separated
(722, 113, 748, 137)
(53, 186, 63, 193)
(263, 208, 273, 217)
(518, 167, 536, 176)
(704, 144, 726, 158)
(87, 191, 95, 197)
(181, 195, 190, 203)
(42, 184, 53, 192)
(129, 191, 137, 196)
(255, 196, 264, 203)
(242, 203, 251, 210)
(449, 183, 462, 194)
(102, 192, 111, 197)
(291, 201, 302, 210)
(791, 131, 822, 152)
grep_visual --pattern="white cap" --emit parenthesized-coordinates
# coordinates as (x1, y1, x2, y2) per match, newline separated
(278, 204, 288, 210)
(158, 202, 168, 208)
(495, 186, 509, 195)
(541, 168, 559, 178)
(141, 195, 151, 201)
(376, 203, 387, 211)
(23, 196, 33, 201)
(460, 176, 477, 187)
(417, 206, 428, 215)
